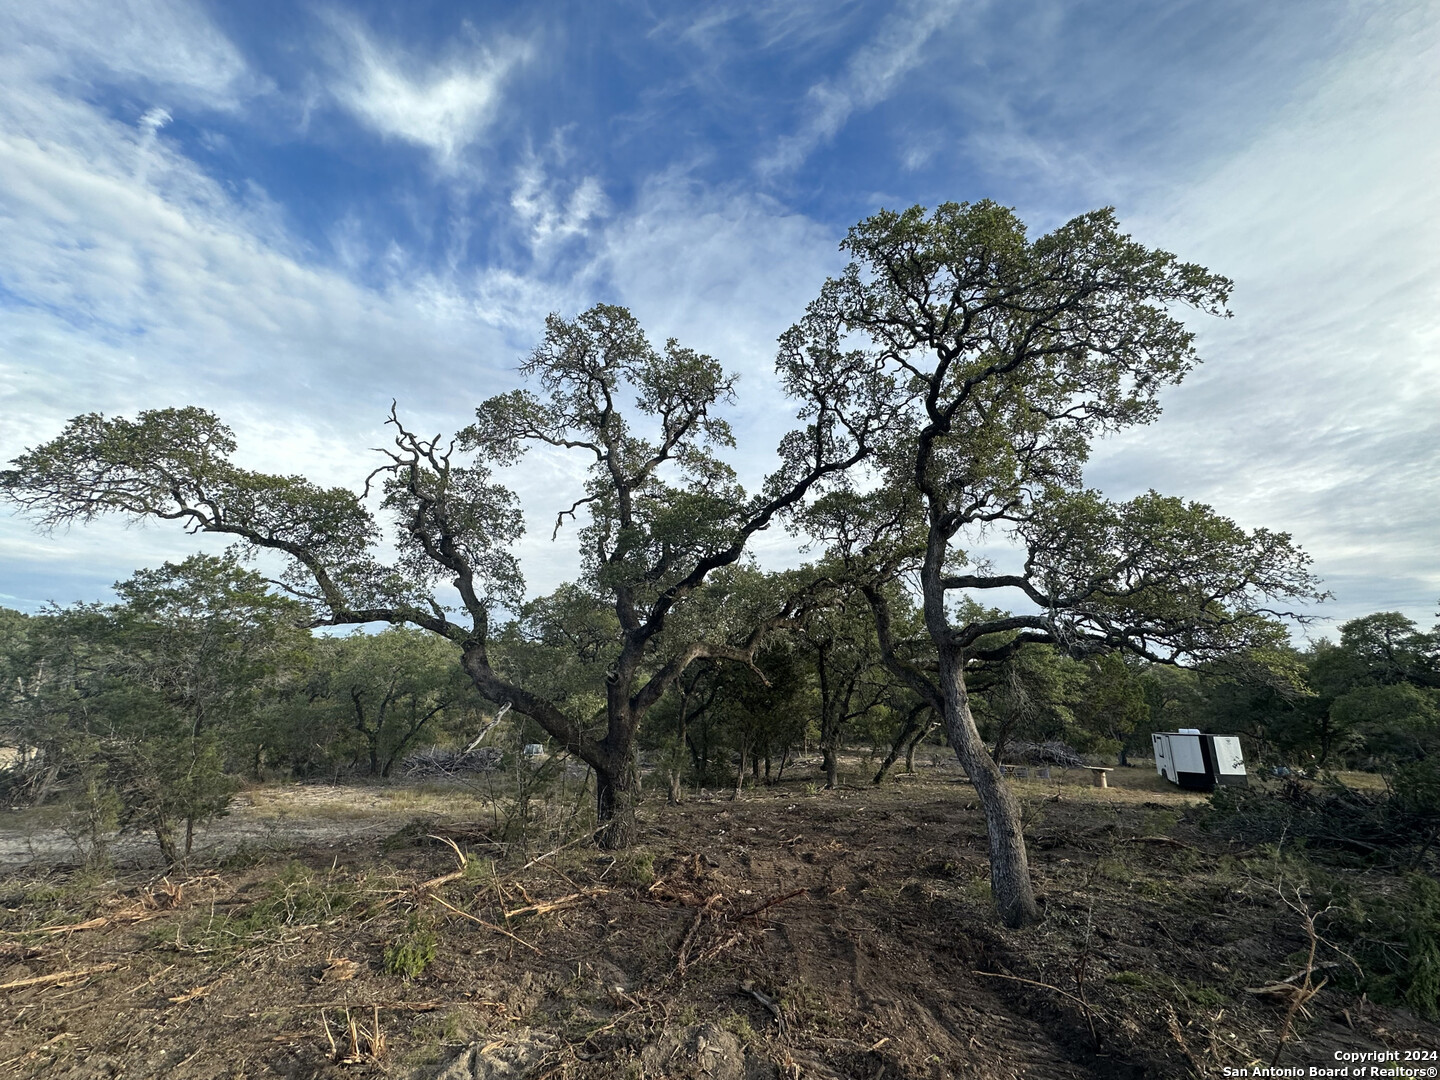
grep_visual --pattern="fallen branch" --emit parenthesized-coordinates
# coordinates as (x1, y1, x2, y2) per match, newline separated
(1122, 836, 1206, 852)
(740, 980, 787, 1033)
(1, 963, 120, 991)
(1267, 885, 1333, 1068)
(676, 894, 722, 976)
(1164, 1001, 1207, 1077)
(972, 970, 1090, 1011)
(427, 893, 541, 954)
(519, 825, 605, 872)
(417, 834, 470, 890)
(737, 888, 807, 920)
(502, 888, 609, 920)
(298, 1000, 449, 1011)
(36, 917, 112, 934)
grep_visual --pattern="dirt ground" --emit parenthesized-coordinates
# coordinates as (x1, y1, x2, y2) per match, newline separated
(1, 761, 1437, 1079)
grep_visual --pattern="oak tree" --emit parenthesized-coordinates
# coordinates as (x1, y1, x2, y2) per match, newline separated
(2, 304, 885, 847)
(786, 201, 1322, 926)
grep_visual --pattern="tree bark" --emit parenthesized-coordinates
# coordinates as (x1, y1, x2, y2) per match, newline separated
(873, 704, 928, 785)
(32, 763, 60, 807)
(155, 819, 178, 866)
(594, 758, 637, 850)
(905, 720, 932, 773)
(938, 645, 1039, 928)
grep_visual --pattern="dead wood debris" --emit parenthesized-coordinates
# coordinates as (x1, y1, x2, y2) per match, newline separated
(0, 963, 120, 992)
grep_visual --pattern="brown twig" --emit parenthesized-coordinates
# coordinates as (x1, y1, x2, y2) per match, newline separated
(427, 893, 541, 953)
(299, 1000, 448, 1011)
(1164, 1001, 1207, 1077)
(1122, 835, 1206, 852)
(737, 888, 808, 920)
(972, 970, 1091, 1011)
(1266, 885, 1332, 1067)
(676, 894, 723, 975)
(1074, 900, 1100, 1049)
(502, 888, 608, 920)
(1, 963, 120, 992)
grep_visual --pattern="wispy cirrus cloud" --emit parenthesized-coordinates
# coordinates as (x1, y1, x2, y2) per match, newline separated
(0, 0, 260, 109)
(759, 0, 963, 177)
(1088, 5, 1440, 632)
(323, 11, 532, 169)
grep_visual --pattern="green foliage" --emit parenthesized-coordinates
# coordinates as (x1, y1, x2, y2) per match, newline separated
(611, 849, 655, 888)
(383, 917, 439, 979)
(1330, 872, 1440, 1019)
(60, 763, 121, 868)
(0, 553, 308, 860)
(178, 862, 365, 950)
(300, 626, 478, 777)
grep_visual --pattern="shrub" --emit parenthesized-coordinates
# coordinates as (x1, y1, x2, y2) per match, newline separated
(1331, 873, 1440, 1019)
(383, 919, 438, 979)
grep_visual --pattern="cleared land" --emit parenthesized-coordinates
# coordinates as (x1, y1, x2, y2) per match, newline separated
(1, 761, 1435, 1078)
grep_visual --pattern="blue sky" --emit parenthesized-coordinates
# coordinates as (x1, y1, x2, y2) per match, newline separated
(1, 0, 1437, 640)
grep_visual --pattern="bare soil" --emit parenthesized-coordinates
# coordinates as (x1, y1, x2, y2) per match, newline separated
(1, 763, 1436, 1079)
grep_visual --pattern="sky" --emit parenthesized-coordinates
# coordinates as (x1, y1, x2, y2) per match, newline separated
(0, 0, 1437, 642)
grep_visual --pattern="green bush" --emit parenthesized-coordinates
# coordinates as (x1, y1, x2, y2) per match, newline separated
(383, 918, 438, 979)
(1332, 873, 1440, 1019)
(1202, 776, 1437, 867)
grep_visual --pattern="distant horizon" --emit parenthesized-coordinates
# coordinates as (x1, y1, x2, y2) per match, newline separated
(2, 1, 1437, 641)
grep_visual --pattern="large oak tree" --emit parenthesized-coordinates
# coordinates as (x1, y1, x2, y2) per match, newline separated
(787, 201, 1323, 926)
(2, 304, 887, 847)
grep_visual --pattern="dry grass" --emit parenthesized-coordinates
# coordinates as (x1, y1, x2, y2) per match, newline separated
(1, 763, 1434, 1079)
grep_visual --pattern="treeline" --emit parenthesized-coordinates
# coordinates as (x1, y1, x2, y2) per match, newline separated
(4, 542, 1435, 866)
(0, 554, 494, 862)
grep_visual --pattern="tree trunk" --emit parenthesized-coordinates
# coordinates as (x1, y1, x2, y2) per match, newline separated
(594, 759, 637, 850)
(733, 740, 748, 800)
(905, 720, 933, 772)
(155, 819, 178, 866)
(32, 763, 60, 807)
(822, 746, 838, 789)
(938, 648, 1039, 929)
(874, 705, 927, 785)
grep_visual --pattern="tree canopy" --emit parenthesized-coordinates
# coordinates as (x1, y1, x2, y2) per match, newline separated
(784, 200, 1323, 925)
(1, 202, 1336, 921)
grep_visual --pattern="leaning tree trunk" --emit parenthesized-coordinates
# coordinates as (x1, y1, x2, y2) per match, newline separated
(873, 704, 928, 785)
(905, 720, 933, 773)
(938, 647, 1039, 929)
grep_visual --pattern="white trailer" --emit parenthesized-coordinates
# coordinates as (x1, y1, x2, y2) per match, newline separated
(1152, 729, 1247, 791)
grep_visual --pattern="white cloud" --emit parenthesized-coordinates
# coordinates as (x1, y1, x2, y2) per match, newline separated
(0, 0, 257, 110)
(510, 155, 609, 260)
(1090, 5, 1440, 631)
(0, 73, 554, 608)
(325, 13, 531, 168)
(759, 0, 962, 176)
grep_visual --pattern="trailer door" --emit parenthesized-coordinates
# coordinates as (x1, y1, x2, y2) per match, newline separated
(1153, 733, 1177, 783)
